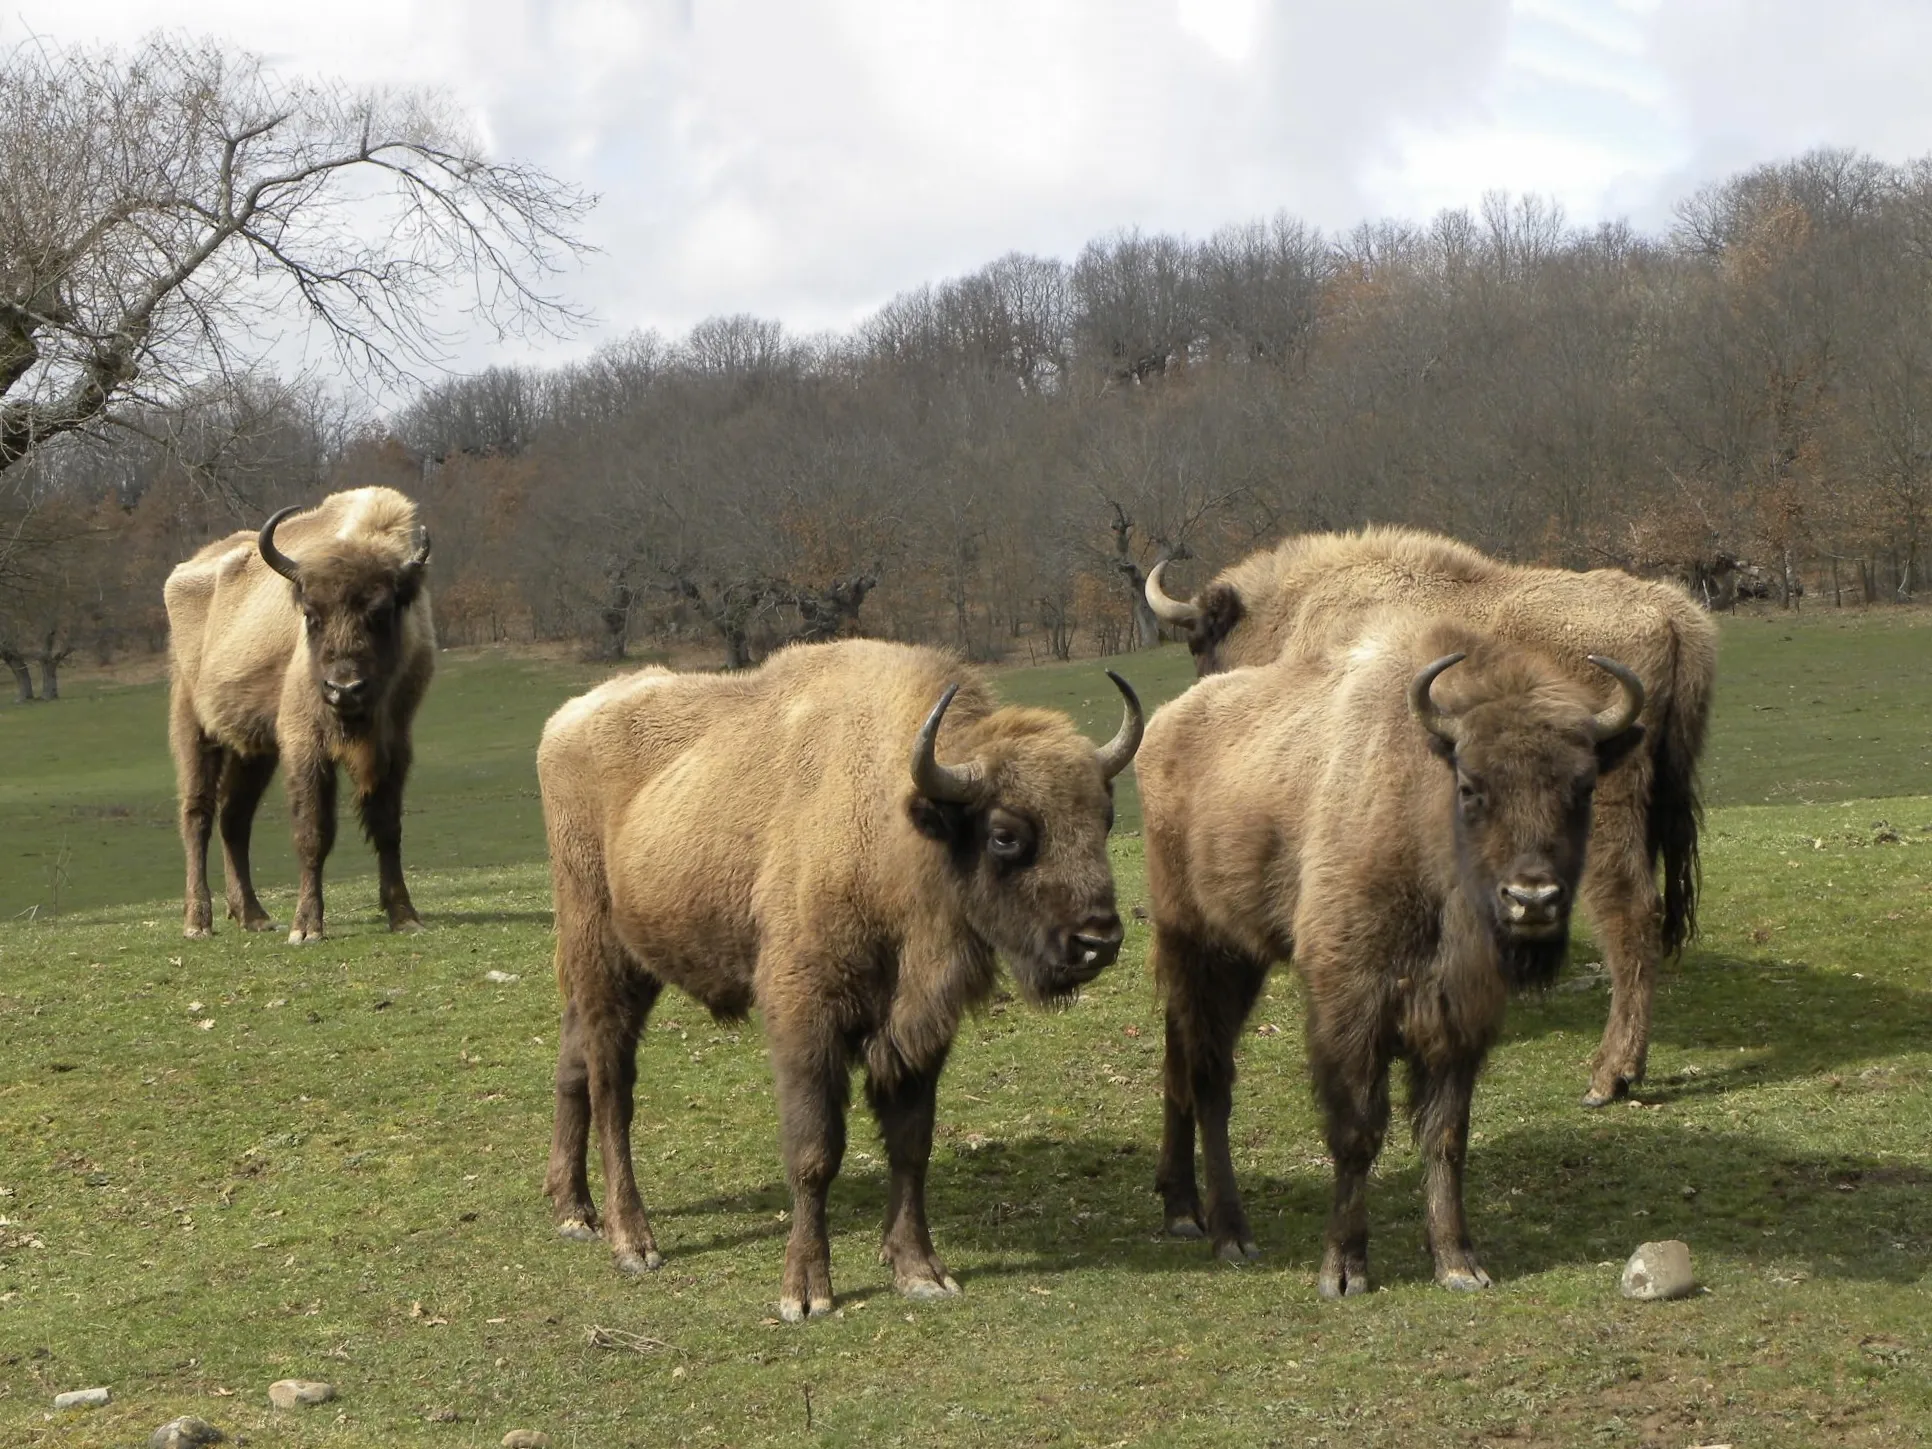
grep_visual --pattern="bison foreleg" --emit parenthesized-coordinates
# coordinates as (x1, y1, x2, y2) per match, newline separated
(580, 985, 662, 1276)
(771, 1017, 850, 1322)
(1310, 1027, 1391, 1299)
(174, 720, 223, 940)
(217, 751, 278, 930)
(285, 754, 337, 944)
(866, 1052, 960, 1302)
(1155, 1008, 1204, 1239)
(357, 741, 421, 932)
(546, 995, 603, 1241)
(1408, 1052, 1490, 1291)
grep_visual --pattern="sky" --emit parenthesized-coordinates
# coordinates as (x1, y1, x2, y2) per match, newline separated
(14, 0, 1932, 379)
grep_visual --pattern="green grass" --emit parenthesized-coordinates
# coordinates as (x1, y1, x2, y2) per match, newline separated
(4, 615, 1932, 1447)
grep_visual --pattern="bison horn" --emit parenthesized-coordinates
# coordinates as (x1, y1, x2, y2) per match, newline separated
(1144, 559, 1202, 626)
(1585, 655, 1645, 741)
(1407, 652, 1468, 748)
(258, 505, 303, 583)
(407, 524, 431, 568)
(1095, 670, 1144, 781)
(910, 684, 987, 804)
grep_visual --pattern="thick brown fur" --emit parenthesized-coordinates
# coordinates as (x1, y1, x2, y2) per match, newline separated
(164, 487, 436, 943)
(1165, 525, 1717, 1103)
(536, 638, 1135, 1321)
(1138, 611, 1645, 1295)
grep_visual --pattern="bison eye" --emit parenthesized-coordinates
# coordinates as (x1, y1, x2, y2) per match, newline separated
(1457, 778, 1484, 811)
(985, 813, 1037, 866)
(302, 609, 321, 633)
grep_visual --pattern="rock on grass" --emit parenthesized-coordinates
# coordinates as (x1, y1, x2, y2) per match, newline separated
(1621, 1240, 1696, 1300)
(53, 1387, 111, 1409)
(268, 1378, 336, 1408)
(150, 1416, 226, 1447)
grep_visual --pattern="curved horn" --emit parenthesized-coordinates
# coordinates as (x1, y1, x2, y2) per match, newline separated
(1585, 654, 1645, 741)
(910, 684, 987, 804)
(1144, 559, 1203, 626)
(1095, 670, 1145, 781)
(257, 506, 303, 583)
(407, 524, 431, 568)
(1406, 652, 1467, 748)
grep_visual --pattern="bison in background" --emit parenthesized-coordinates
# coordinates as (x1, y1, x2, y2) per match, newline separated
(164, 487, 434, 943)
(536, 639, 1142, 1322)
(1137, 612, 1644, 1295)
(1148, 525, 1717, 1105)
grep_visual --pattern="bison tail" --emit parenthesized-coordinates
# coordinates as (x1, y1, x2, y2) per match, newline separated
(1648, 608, 1717, 957)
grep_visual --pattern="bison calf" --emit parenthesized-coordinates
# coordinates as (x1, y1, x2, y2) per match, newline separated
(164, 487, 434, 943)
(537, 639, 1142, 1321)
(1138, 613, 1644, 1295)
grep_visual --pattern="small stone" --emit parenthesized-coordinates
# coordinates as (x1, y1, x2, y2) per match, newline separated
(1620, 1240, 1696, 1300)
(268, 1378, 336, 1408)
(501, 1433, 552, 1449)
(150, 1415, 226, 1447)
(484, 970, 521, 984)
(54, 1387, 111, 1409)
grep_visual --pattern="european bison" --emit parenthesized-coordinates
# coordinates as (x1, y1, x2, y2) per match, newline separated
(164, 487, 434, 943)
(1137, 612, 1645, 1294)
(1147, 525, 1716, 1105)
(536, 639, 1142, 1321)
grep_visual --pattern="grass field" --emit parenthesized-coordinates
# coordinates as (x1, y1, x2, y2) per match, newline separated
(3, 610, 1931, 1447)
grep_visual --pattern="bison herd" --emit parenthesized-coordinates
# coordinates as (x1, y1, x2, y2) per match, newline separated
(162, 487, 1718, 1317)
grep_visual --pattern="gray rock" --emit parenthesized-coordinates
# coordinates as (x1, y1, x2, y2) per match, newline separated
(268, 1378, 337, 1408)
(53, 1387, 111, 1409)
(151, 1416, 226, 1447)
(1620, 1239, 1696, 1300)
(502, 1432, 553, 1448)
(484, 970, 521, 984)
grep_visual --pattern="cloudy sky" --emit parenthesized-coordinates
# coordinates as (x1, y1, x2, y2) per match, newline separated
(15, 0, 1932, 373)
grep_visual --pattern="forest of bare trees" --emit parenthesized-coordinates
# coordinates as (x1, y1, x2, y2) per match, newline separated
(9, 140, 1932, 691)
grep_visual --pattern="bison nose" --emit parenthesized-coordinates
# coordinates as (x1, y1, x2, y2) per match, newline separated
(1500, 879, 1564, 924)
(324, 675, 368, 708)
(1068, 913, 1125, 974)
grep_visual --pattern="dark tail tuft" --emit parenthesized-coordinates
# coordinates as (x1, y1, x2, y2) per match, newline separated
(1648, 610, 1716, 957)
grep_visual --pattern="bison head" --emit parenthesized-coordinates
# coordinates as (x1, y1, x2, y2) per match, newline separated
(260, 506, 431, 726)
(1408, 650, 1645, 985)
(1145, 559, 1248, 676)
(906, 673, 1143, 1004)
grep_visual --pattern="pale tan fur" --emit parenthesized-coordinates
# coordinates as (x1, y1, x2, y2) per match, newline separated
(537, 638, 1131, 1320)
(1178, 525, 1717, 1102)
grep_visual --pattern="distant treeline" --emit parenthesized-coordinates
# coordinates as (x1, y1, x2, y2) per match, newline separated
(6, 146, 1931, 690)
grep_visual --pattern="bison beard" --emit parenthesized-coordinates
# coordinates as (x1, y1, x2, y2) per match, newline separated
(536, 641, 1141, 1321)
(1139, 617, 1643, 1295)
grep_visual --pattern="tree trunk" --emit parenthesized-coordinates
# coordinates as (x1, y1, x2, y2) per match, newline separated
(2, 649, 34, 703)
(592, 579, 632, 661)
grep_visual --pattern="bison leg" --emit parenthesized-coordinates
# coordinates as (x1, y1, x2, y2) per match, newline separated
(866, 1053, 959, 1301)
(1308, 1010, 1391, 1299)
(1578, 845, 1662, 1107)
(172, 690, 222, 940)
(770, 1016, 849, 1322)
(217, 751, 278, 930)
(1156, 929, 1267, 1260)
(1408, 1052, 1491, 1291)
(284, 751, 337, 944)
(356, 739, 422, 932)
(578, 982, 663, 1275)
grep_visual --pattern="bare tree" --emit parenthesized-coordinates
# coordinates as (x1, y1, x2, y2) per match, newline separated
(0, 31, 594, 474)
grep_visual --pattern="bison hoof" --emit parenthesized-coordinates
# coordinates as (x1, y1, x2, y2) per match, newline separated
(555, 1219, 600, 1243)
(390, 916, 424, 934)
(900, 1275, 961, 1302)
(1165, 1216, 1206, 1240)
(1215, 1239, 1262, 1265)
(241, 917, 277, 933)
(1580, 1078, 1631, 1109)
(779, 1296, 834, 1323)
(287, 927, 323, 945)
(184, 926, 213, 941)
(1437, 1265, 1493, 1292)
(613, 1247, 662, 1275)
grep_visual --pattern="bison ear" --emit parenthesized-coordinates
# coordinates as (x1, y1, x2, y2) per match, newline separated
(1188, 584, 1245, 674)
(1594, 722, 1646, 775)
(907, 794, 962, 843)
(395, 559, 427, 610)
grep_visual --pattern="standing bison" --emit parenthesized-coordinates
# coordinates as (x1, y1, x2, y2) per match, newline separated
(1147, 526, 1717, 1105)
(164, 487, 434, 943)
(536, 640, 1142, 1321)
(1137, 613, 1645, 1294)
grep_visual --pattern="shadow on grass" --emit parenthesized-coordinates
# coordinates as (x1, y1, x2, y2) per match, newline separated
(1507, 949, 1932, 1097)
